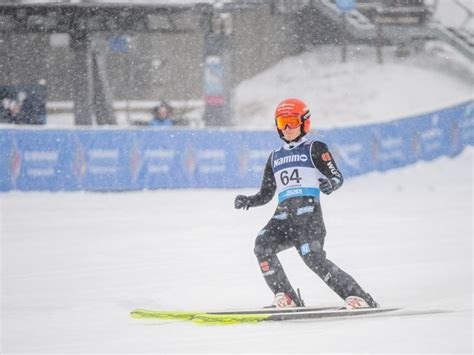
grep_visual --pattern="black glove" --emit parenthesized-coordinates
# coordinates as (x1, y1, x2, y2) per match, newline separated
(234, 195, 251, 210)
(318, 178, 339, 195)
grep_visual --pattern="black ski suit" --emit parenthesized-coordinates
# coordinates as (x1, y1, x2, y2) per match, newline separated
(241, 138, 373, 306)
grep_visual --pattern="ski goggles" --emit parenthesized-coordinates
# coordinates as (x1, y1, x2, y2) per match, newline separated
(276, 115, 303, 130)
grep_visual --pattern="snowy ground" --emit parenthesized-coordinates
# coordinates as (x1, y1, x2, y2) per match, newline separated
(1, 148, 472, 354)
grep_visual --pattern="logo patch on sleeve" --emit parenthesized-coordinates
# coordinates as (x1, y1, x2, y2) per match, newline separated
(300, 243, 311, 256)
(321, 152, 331, 161)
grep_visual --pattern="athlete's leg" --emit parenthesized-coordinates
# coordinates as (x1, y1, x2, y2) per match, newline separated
(293, 203, 377, 305)
(254, 211, 303, 306)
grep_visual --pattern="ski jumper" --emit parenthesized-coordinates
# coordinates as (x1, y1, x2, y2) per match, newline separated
(247, 138, 372, 306)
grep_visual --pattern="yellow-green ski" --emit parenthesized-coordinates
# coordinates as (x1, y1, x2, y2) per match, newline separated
(130, 309, 271, 323)
(130, 307, 400, 325)
(191, 313, 271, 325)
(130, 309, 199, 320)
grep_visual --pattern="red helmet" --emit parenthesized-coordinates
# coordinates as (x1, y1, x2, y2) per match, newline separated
(274, 98, 311, 142)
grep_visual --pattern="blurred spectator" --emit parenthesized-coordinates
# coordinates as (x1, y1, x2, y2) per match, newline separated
(0, 98, 22, 124)
(150, 101, 175, 127)
(0, 86, 47, 124)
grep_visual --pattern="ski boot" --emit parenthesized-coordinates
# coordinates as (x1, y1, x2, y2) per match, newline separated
(269, 292, 297, 308)
(344, 293, 379, 309)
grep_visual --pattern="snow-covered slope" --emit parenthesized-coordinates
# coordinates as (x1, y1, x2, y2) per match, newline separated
(233, 45, 473, 129)
(231, 0, 473, 130)
(2, 148, 472, 353)
(434, 0, 474, 31)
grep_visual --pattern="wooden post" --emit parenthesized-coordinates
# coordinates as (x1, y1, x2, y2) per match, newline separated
(70, 30, 93, 125)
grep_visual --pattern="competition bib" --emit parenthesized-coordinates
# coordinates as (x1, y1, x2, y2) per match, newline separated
(271, 141, 324, 203)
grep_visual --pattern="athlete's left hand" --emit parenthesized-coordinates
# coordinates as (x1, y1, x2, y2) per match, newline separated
(318, 178, 337, 195)
(234, 195, 251, 210)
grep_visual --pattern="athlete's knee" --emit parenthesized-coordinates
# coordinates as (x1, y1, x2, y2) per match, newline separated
(254, 243, 265, 258)
(298, 241, 327, 268)
(254, 228, 271, 258)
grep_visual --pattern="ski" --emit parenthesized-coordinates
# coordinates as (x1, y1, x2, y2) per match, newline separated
(193, 307, 399, 325)
(130, 307, 400, 324)
(130, 305, 337, 321)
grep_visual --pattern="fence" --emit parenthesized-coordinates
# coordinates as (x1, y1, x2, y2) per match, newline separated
(0, 100, 472, 192)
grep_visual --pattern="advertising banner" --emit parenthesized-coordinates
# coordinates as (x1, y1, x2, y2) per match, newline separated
(0, 100, 472, 192)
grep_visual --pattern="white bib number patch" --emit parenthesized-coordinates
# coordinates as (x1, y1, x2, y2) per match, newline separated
(279, 168, 302, 186)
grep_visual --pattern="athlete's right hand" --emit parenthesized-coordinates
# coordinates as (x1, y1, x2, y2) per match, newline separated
(318, 177, 341, 195)
(234, 195, 251, 210)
